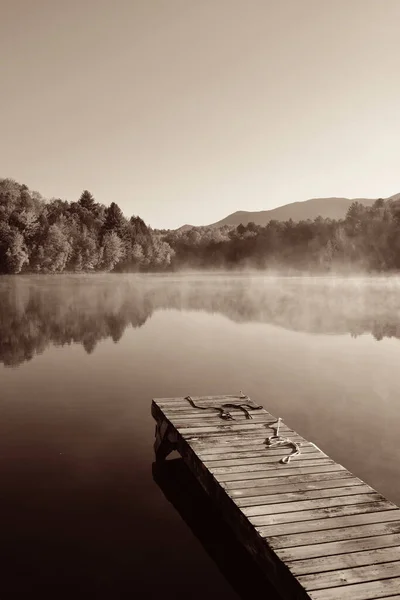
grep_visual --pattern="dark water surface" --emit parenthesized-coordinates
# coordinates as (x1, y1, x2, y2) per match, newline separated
(1, 274, 400, 599)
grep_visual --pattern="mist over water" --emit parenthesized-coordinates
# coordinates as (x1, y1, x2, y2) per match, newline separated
(2, 273, 400, 367)
(1, 273, 400, 598)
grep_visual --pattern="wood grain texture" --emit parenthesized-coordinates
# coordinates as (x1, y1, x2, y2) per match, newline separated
(235, 485, 376, 508)
(242, 493, 383, 516)
(152, 395, 400, 600)
(299, 559, 400, 590)
(287, 546, 400, 576)
(277, 534, 400, 561)
(202, 452, 324, 466)
(226, 476, 364, 498)
(308, 578, 400, 600)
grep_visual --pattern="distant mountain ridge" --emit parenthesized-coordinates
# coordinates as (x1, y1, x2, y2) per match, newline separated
(178, 194, 400, 230)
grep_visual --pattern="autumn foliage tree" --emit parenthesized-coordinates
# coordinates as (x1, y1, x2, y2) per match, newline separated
(0, 179, 173, 274)
(3, 178, 400, 274)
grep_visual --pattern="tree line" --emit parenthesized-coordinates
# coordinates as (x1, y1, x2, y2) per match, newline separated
(2, 177, 400, 273)
(0, 178, 174, 274)
(159, 197, 400, 272)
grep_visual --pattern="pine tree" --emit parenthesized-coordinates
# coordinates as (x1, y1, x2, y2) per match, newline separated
(103, 202, 125, 234)
(78, 190, 96, 211)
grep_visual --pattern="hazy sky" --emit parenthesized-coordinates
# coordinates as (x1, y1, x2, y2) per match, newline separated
(1, 0, 400, 229)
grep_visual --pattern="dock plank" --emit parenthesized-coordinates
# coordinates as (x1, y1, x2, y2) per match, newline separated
(309, 577, 400, 600)
(242, 493, 384, 516)
(290, 547, 400, 576)
(209, 460, 334, 475)
(249, 501, 395, 526)
(151, 395, 400, 600)
(235, 485, 378, 508)
(297, 561, 400, 590)
(223, 471, 355, 489)
(257, 510, 400, 537)
(268, 521, 400, 549)
(186, 433, 306, 445)
(216, 464, 346, 483)
(277, 534, 400, 561)
(190, 441, 308, 453)
(300, 560, 400, 591)
(226, 476, 364, 498)
(203, 453, 326, 466)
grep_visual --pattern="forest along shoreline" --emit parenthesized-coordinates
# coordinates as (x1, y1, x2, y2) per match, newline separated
(1, 177, 400, 275)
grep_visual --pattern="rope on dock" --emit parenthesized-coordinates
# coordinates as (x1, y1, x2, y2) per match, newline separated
(184, 395, 263, 420)
(184, 395, 300, 464)
(265, 417, 301, 464)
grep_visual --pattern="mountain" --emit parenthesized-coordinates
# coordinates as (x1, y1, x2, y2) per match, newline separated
(176, 224, 195, 232)
(205, 194, 400, 228)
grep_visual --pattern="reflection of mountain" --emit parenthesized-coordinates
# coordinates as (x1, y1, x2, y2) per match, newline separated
(1, 275, 400, 367)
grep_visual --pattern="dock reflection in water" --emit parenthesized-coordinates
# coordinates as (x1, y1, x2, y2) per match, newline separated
(152, 458, 281, 600)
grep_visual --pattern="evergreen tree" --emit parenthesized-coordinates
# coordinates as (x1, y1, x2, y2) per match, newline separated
(103, 202, 125, 234)
(78, 190, 96, 211)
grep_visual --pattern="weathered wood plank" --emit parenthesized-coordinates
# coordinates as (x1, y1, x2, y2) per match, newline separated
(161, 404, 272, 413)
(156, 397, 264, 408)
(173, 416, 287, 427)
(258, 510, 400, 537)
(161, 413, 273, 422)
(242, 494, 385, 517)
(308, 577, 400, 600)
(289, 546, 400, 576)
(156, 396, 256, 402)
(192, 440, 313, 453)
(186, 432, 306, 444)
(184, 431, 293, 443)
(268, 520, 400, 549)
(250, 502, 396, 527)
(156, 399, 270, 413)
(159, 398, 266, 405)
(223, 471, 355, 490)
(215, 464, 345, 482)
(235, 485, 376, 508)
(277, 534, 400, 562)
(152, 396, 400, 600)
(227, 476, 363, 498)
(162, 403, 275, 412)
(202, 450, 324, 465)
(179, 422, 293, 434)
(365, 597, 400, 600)
(197, 444, 319, 458)
(208, 459, 336, 474)
(301, 560, 400, 591)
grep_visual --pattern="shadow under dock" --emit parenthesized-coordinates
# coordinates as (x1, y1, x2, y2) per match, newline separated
(153, 457, 282, 600)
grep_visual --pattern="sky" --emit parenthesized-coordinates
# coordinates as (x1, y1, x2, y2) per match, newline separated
(1, 0, 400, 229)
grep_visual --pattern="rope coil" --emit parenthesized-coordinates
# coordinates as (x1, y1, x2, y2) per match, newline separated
(185, 395, 263, 420)
(265, 417, 301, 464)
(184, 395, 301, 464)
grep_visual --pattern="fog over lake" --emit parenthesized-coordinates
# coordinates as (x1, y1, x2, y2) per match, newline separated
(1, 273, 400, 598)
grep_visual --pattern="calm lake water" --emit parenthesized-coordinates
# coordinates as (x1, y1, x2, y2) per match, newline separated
(1, 273, 400, 599)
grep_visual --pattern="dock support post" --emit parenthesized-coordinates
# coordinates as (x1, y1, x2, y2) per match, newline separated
(154, 419, 178, 461)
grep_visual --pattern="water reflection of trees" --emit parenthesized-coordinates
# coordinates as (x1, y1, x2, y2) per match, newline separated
(1, 276, 400, 367)
(0, 277, 153, 367)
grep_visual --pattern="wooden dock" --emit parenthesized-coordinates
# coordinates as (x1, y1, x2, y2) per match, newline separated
(151, 394, 400, 600)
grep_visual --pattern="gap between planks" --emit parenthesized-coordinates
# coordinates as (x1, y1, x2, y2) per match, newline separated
(152, 397, 400, 599)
